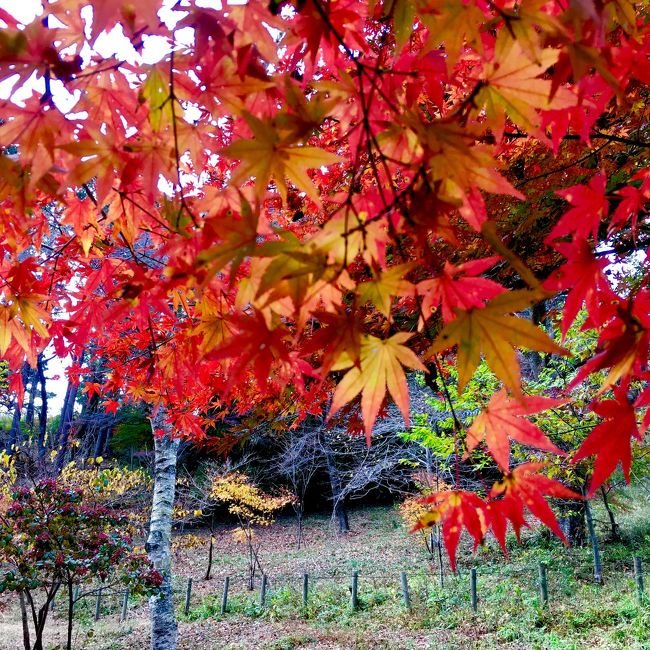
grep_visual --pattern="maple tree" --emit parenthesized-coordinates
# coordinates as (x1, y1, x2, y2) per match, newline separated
(0, 0, 648, 588)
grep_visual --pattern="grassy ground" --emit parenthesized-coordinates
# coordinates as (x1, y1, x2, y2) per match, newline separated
(1, 488, 649, 649)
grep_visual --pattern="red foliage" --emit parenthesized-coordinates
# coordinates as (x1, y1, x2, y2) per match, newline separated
(0, 0, 648, 565)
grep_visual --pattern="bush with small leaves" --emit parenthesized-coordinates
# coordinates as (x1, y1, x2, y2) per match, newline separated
(0, 479, 162, 650)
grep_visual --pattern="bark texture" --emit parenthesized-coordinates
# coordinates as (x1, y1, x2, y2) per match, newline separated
(146, 410, 180, 650)
(585, 497, 604, 585)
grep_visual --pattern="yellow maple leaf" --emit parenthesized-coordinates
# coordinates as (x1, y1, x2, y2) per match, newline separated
(329, 332, 427, 441)
(357, 263, 415, 318)
(411, 120, 524, 207)
(605, 0, 638, 35)
(427, 290, 568, 395)
(9, 294, 50, 340)
(192, 293, 231, 353)
(222, 112, 342, 204)
(138, 64, 173, 133)
(386, 0, 416, 52)
(419, 0, 485, 69)
(310, 212, 388, 267)
(476, 35, 576, 131)
(0, 307, 11, 355)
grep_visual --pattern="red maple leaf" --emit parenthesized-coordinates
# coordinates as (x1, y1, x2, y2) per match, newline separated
(484, 496, 529, 553)
(543, 238, 617, 337)
(103, 399, 120, 416)
(417, 256, 505, 324)
(610, 169, 650, 236)
(572, 388, 643, 495)
(569, 291, 650, 392)
(413, 490, 487, 572)
(490, 463, 581, 544)
(211, 310, 297, 393)
(546, 173, 608, 243)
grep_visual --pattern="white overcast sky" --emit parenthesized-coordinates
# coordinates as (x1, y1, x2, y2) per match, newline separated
(0, 0, 177, 414)
(0, 1, 225, 417)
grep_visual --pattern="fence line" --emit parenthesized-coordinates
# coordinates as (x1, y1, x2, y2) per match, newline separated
(162, 555, 650, 585)
(61, 555, 645, 622)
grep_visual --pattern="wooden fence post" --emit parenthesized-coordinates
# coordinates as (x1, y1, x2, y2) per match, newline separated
(470, 568, 478, 613)
(400, 572, 411, 611)
(634, 556, 644, 603)
(302, 573, 309, 608)
(260, 574, 268, 607)
(220, 577, 230, 615)
(72, 586, 80, 614)
(538, 563, 549, 609)
(94, 586, 103, 621)
(351, 572, 359, 610)
(120, 589, 129, 623)
(184, 577, 193, 615)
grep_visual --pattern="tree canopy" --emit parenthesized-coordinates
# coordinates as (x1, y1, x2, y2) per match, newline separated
(0, 0, 648, 566)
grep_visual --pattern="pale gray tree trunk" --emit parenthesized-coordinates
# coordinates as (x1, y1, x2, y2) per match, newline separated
(585, 496, 604, 585)
(146, 409, 180, 650)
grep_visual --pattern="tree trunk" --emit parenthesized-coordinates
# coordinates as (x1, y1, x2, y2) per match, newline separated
(321, 436, 349, 533)
(146, 409, 179, 650)
(36, 355, 48, 458)
(334, 497, 349, 533)
(585, 496, 604, 585)
(600, 486, 621, 542)
(75, 393, 99, 441)
(204, 520, 214, 581)
(295, 505, 304, 550)
(55, 351, 84, 470)
(7, 363, 29, 452)
(558, 500, 587, 546)
(93, 425, 110, 459)
(26, 583, 58, 650)
(55, 382, 79, 471)
(19, 591, 30, 650)
(24, 366, 37, 435)
(65, 579, 74, 650)
(8, 399, 23, 452)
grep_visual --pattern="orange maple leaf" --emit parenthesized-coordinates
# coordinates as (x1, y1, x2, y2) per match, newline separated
(466, 390, 566, 471)
(82, 382, 102, 399)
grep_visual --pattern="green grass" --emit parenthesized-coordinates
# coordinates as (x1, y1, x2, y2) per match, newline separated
(177, 557, 649, 648)
(21, 484, 650, 649)
(173, 486, 650, 649)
